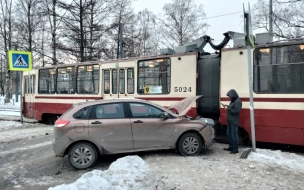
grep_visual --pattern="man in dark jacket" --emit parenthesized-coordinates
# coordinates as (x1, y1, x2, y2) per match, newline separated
(223, 89, 242, 154)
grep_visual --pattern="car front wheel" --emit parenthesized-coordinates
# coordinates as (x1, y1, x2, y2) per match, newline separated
(68, 142, 98, 170)
(178, 132, 203, 156)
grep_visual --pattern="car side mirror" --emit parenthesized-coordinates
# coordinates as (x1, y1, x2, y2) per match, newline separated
(161, 112, 169, 120)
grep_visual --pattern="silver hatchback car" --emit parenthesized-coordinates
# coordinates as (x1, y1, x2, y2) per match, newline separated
(52, 97, 214, 169)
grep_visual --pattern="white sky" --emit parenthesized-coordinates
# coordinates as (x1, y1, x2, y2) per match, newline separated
(132, 0, 260, 52)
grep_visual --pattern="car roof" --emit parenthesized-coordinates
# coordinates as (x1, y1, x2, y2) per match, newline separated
(74, 98, 151, 107)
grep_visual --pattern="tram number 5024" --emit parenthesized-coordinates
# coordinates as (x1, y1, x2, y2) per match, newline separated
(174, 87, 192, 92)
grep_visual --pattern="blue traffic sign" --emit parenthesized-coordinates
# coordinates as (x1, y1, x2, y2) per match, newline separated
(8, 50, 32, 71)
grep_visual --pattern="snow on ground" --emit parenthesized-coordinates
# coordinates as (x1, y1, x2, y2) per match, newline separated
(248, 148, 304, 173)
(0, 103, 21, 117)
(1, 107, 304, 190)
(46, 145, 304, 190)
(0, 120, 52, 143)
(49, 156, 153, 190)
(0, 101, 21, 109)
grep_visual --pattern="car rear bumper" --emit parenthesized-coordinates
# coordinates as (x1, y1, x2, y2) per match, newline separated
(52, 130, 73, 157)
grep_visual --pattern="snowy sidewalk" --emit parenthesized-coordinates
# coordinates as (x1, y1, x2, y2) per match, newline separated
(0, 104, 38, 123)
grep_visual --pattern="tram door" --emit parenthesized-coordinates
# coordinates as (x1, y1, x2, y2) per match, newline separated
(28, 74, 35, 118)
(102, 67, 135, 100)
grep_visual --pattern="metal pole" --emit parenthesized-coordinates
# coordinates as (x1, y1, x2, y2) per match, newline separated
(117, 21, 120, 59)
(245, 11, 256, 152)
(246, 45, 256, 152)
(20, 72, 23, 123)
(117, 69, 120, 99)
(269, 0, 273, 42)
(120, 23, 124, 58)
(15, 72, 18, 103)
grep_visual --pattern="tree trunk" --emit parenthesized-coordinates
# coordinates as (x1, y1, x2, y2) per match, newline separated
(3, 0, 13, 103)
(80, 0, 84, 62)
(4, 69, 11, 103)
(52, 0, 56, 65)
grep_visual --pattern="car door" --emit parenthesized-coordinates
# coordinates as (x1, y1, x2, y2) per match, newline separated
(128, 102, 175, 150)
(88, 102, 133, 153)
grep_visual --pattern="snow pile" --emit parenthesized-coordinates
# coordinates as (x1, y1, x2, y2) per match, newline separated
(248, 148, 304, 173)
(49, 156, 152, 190)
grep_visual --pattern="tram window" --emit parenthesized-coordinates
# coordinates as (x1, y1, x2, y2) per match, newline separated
(57, 67, 76, 94)
(77, 65, 99, 94)
(254, 44, 304, 94)
(127, 68, 134, 94)
(119, 69, 125, 94)
(112, 70, 117, 94)
(104, 70, 110, 94)
(137, 58, 171, 94)
(38, 69, 56, 94)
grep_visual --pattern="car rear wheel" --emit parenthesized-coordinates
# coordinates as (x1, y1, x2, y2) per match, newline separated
(68, 142, 98, 170)
(178, 132, 203, 156)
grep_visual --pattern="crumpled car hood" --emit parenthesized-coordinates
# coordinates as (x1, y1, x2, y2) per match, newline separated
(167, 95, 202, 116)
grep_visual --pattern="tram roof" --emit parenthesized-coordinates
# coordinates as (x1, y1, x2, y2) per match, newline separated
(222, 38, 304, 52)
(41, 51, 198, 69)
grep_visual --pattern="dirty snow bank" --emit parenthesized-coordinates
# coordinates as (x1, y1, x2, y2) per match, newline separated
(49, 156, 154, 190)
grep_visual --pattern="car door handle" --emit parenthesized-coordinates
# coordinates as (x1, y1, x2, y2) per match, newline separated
(133, 120, 143, 123)
(91, 121, 102, 124)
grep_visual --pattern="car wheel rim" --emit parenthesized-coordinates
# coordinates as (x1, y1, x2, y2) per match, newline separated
(183, 137, 199, 154)
(72, 147, 93, 166)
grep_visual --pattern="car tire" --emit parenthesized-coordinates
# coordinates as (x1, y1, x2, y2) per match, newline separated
(178, 132, 203, 156)
(68, 142, 98, 170)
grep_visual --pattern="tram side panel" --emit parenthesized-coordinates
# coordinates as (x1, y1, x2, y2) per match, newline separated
(168, 54, 198, 117)
(135, 54, 198, 117)
(220, 47, 304, 146)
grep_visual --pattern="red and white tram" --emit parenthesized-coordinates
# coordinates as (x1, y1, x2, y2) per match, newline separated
(22, 32, 304, 146)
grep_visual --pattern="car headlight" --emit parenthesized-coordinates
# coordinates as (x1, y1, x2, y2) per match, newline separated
(199, 117, 215, 126)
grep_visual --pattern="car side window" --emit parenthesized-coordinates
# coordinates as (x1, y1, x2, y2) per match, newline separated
(73, 106, 93, 119)
(93, 103, 125, 119)
(129, 103, 163, 118)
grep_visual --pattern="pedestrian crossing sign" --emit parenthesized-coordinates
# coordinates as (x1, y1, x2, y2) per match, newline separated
(8, 50, 32, 71)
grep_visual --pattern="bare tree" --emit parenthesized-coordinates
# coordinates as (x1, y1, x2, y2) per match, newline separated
(108, 0, 135, 59)
(132, 9, 157, 56)
(14, 0, 41, 50)
(56, 0, 114, 62)
(42, 0, 58, 65)
(252, 0, 304, 39)
(157, 0, 208, 48)
(0, 0, 13, 102)
(0, 55, 5, 95)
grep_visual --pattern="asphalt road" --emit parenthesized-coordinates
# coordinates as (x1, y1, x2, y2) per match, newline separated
(0, 127, 120, 190)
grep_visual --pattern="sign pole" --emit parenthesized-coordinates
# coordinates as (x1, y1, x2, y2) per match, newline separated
(8, 50, 32, 124)
(244, 3, 256, 152)
(20, 71, 23, 123)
